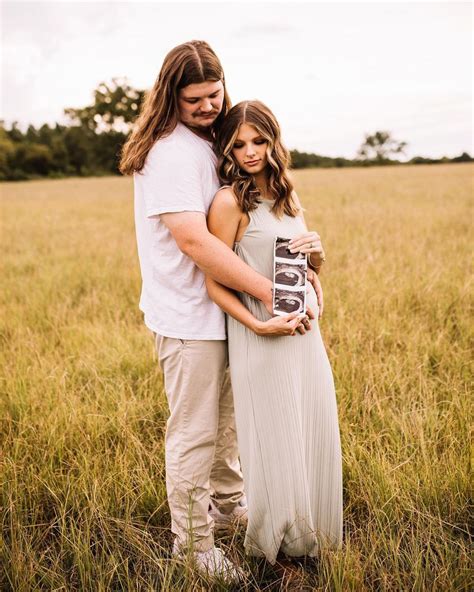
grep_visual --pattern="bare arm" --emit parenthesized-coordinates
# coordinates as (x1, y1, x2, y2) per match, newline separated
(289, 192, 325, 317)
(206, 276, 303, 336)
(289, 193, 325, 274)
(205, 189, 305, 336)
(159, 208, 273, 312)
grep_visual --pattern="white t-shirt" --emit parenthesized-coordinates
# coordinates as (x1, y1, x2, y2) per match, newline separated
(133, 122, 226, 340)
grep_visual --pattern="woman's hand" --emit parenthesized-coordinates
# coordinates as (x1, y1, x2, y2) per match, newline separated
(253, 312, 307, 336)
(307, 268, 324, 319)
(288, 231, 326, 267)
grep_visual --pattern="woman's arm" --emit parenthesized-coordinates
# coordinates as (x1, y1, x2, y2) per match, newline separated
(289, 192, 326, 272)
(206, 276, 302, 336)
(206, 189, 305, 336)
(289, 192, 325, 317)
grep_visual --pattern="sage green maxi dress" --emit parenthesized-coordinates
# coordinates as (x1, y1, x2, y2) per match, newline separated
(227, 198, 343, 564)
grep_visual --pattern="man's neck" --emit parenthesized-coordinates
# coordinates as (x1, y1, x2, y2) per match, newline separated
(182, 122, 214, 142)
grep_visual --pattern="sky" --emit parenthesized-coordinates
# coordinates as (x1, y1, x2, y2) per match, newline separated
(1, 0, 472, 159)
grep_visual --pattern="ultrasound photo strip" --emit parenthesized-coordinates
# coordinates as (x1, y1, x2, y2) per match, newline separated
(273, 236, 307, 316)
(274, 261, 306, 288)
(273, 288, 307, 315)
(274, 237, 306, 261)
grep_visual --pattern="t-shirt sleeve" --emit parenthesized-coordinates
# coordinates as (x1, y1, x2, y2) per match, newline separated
(137, 142, 205, 217)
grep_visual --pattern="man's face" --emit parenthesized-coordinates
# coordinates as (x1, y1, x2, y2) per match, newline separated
(177, 80, 224, 131)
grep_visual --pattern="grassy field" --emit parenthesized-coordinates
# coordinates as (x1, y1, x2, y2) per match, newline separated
(1, 164, 472, 591)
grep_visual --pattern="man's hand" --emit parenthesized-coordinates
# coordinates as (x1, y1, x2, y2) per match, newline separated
(307, 268, 324, 319)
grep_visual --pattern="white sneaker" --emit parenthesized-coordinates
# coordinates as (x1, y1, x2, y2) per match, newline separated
(209, 496, 248, 532)
(172, 540, 243, 583)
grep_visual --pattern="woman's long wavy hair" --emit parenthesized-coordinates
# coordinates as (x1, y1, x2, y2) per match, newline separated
(120, 40, 230, 175)
(216, 101, 298, 218)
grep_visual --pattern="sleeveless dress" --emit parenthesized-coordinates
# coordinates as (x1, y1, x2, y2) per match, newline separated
(227, 198, 343, 564)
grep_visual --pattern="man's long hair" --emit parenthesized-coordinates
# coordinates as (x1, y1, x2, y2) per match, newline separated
(216, 101, 298, 218)
(120, 40, 230, 175)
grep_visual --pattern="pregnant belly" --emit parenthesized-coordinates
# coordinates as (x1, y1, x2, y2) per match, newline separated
(305, 281, 319, 315)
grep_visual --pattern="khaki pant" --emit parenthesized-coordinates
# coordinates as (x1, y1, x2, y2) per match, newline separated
(155, 334, 244, 552)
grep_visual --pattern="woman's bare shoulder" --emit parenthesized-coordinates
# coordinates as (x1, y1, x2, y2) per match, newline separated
(212, 186, 242, 212)
(291, 190, 306, 214)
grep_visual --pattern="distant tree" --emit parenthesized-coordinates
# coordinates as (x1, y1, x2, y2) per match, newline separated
(49, 134, 69, 173)
(290, 149, 355, 169)
(357, 131, 407, 162)
(452, 152, 473, 163)
(6, 121, 25, 143)
(87, 129, 126, 174)
(36, 123, 55, 146)
(65, 78, 144, 134)
(12, 143, 54, 176)
(25, 124, 40, 143)
(63, 127, 92, 175)
(0, 123, 16, 179)
(409, 156, 439, 165)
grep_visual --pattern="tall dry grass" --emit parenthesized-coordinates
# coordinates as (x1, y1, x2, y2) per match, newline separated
(1, 164, 472, 591)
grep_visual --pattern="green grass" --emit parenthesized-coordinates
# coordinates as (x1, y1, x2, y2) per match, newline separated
(1, 164, 472, 590)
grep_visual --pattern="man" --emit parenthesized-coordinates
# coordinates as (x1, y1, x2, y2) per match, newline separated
(120, 40, 323, 581)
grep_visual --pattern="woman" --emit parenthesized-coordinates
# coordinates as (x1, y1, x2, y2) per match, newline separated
(205, 100, 343, 564)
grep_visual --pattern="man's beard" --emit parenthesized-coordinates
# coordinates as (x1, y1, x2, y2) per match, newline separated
(195, 108, 219, 117)
(190, 113, 218, 130)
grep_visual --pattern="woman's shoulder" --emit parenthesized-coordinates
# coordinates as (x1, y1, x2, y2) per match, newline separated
(208, 186, 245, 233)
(290, 190, 305, 214)
(213, 185, 241, 210)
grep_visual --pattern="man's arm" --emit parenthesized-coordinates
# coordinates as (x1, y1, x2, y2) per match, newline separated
(159, 210, 273, 310)
(204, 190, 308, 336)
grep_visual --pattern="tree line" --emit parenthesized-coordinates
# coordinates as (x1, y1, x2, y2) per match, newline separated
(1, 79, 471, 181)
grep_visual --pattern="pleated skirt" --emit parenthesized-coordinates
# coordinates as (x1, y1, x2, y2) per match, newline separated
(227, 283, 343, 564)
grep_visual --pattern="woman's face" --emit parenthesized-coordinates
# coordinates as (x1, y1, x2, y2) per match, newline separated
(231, 123, 268, 175)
